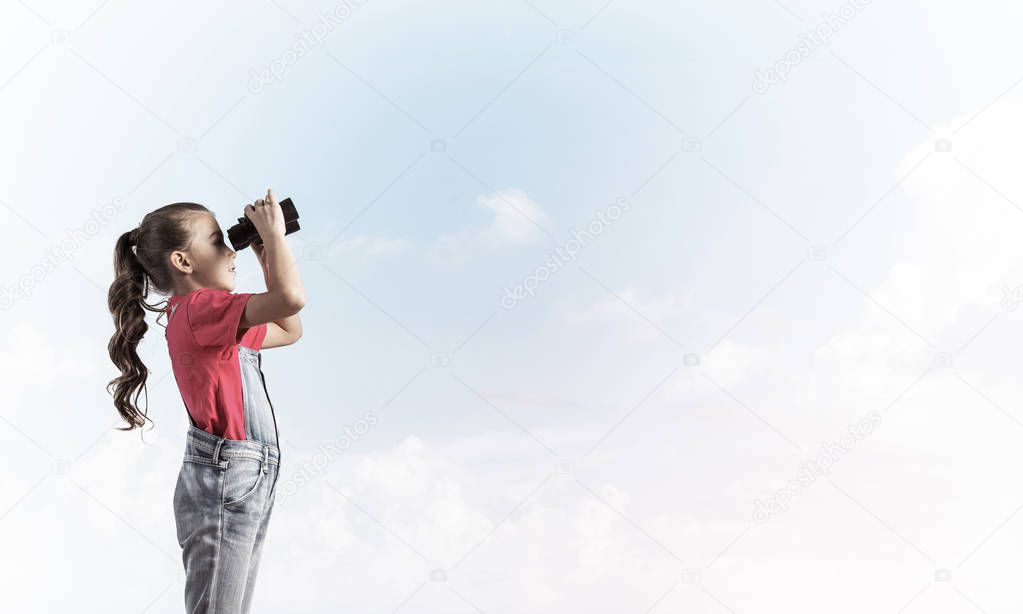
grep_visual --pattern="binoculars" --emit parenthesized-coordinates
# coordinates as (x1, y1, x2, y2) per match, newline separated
(227, 197, 301, 251)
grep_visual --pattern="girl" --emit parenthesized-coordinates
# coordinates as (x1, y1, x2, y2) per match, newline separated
(105, 188, 306, 613)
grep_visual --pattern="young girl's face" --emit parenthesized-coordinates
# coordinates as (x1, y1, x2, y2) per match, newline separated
(185, 212, 237, 291)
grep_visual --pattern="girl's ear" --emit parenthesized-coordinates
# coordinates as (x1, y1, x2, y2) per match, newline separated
(168, 250, 193, 275)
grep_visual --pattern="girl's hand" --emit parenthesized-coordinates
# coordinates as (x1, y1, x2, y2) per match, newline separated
(243, 188, 286, 241)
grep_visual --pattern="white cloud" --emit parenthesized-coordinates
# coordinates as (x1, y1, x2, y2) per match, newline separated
(531, 95, 1023, 611)
(701, 339, 777, 388)
(433, 188, 551, 259)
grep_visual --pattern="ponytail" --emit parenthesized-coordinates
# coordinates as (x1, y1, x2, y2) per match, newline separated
(105, 202, 211, 431)
(106, 228, 153, 431)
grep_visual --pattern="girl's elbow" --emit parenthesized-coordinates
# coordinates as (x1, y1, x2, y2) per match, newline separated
(283, 291, 306, 313)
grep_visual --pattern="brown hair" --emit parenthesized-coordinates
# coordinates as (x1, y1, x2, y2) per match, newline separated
(106, 202, 210, 431)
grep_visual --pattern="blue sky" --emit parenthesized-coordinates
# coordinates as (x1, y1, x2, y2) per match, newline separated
(6, 0, 1023, 611)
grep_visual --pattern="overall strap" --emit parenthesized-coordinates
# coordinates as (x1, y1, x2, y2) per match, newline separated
(179, 391, 200, 428)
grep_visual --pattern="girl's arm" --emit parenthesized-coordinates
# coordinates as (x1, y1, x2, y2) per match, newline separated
(240, 188, 307, 329)
(252, 240, 303, 348)
(263, 315, 302, 348)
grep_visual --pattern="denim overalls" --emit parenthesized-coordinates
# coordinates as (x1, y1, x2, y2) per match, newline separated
(172, 343, 282, 613)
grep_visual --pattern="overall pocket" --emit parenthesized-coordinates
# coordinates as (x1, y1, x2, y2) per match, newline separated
(173, 457, 228, 547)
(223, 456, 265, 508)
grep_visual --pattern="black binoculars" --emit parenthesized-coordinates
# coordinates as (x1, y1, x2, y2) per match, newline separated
(227, 197, 301, 251)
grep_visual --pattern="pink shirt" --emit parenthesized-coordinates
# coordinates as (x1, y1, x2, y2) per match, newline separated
(164, 288, 267, 440)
